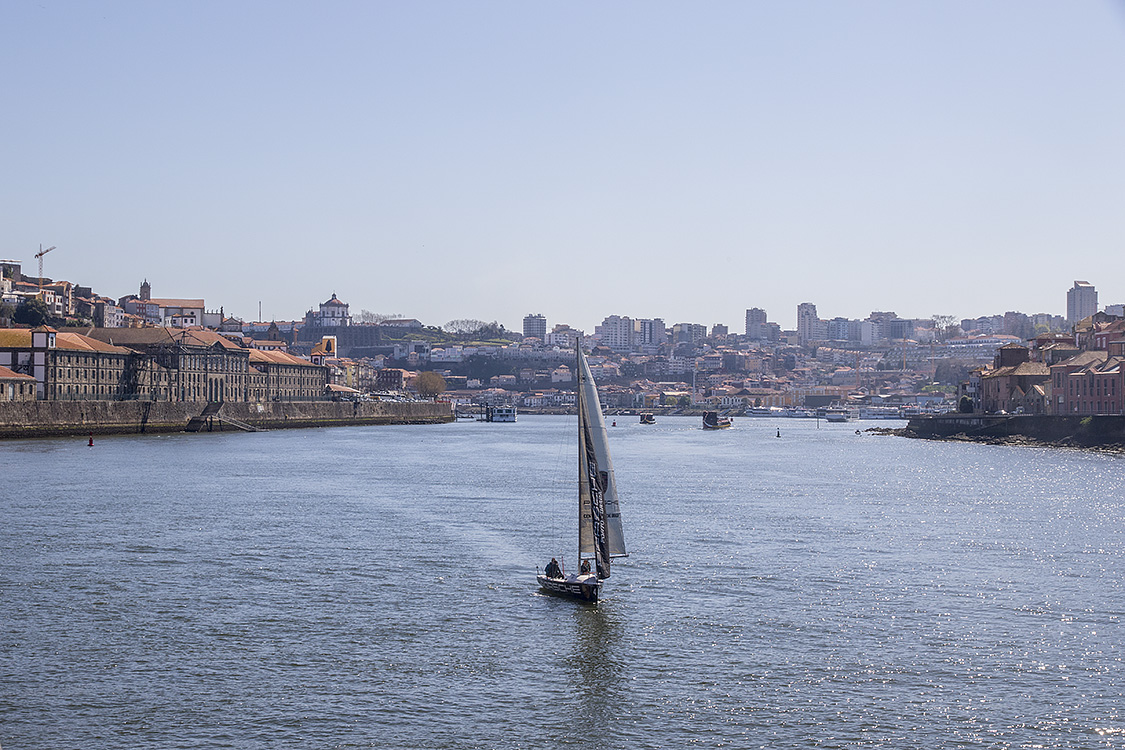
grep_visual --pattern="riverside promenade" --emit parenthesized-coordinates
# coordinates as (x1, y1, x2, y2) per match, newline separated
(0, 400, 453, 439)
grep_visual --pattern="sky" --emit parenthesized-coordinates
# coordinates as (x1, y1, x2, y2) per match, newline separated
(4, 1, 1125, 333)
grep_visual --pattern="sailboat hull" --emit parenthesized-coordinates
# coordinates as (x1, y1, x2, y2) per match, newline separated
(537, 574, 600, 603)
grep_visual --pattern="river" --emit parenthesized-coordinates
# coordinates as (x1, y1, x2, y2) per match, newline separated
(3, 415, 1124, 748)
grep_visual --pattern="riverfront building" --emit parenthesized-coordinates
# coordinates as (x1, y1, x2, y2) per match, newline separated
(0, 326, 328, 403)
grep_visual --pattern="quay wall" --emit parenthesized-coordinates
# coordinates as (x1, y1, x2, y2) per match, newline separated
(905, 414, 1125, 448)
(0, 400, 453, 439)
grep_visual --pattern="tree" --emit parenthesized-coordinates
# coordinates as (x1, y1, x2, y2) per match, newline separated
(934, 359, 972, 386)
(931, 314, 957, 341)
(415, 371, 447, 400)
(355, 310, 401, 324)
(444, 319, 488, 337)
(958, 395, 974, 414)
(443, 319, 510, 342)
(13, 297, 49, 327)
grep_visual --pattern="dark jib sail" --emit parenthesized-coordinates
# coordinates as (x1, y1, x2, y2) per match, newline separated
(584, 428, 612, 579)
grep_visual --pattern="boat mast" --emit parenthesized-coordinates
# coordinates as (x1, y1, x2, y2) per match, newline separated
(576, 337, 584, 566)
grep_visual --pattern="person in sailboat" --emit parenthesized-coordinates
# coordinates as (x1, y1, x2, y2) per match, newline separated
(545, 557, 563, 579)
(580, 559, 591, 575)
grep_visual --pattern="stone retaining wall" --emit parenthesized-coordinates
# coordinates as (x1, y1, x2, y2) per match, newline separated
(0, 400, 453, 439)
(906, 414, 1125, 448)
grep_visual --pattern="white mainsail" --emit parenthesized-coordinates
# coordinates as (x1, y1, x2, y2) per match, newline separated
(576, 344, 626, 578)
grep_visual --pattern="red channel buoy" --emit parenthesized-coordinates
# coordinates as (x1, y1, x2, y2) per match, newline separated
(88, 433, 94, 447)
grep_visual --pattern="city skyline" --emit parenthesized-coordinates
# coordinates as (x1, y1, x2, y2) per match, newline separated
(5, 2, 1125, 331)
(0, 259, 1109, 337)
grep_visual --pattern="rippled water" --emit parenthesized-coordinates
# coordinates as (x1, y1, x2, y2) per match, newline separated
(3, 416, 1125, 748)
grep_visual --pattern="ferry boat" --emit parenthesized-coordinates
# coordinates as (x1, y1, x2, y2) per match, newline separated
(822, 407, 855, 423)
(859, 406, 902, 420)
(483, 406, 517, 422)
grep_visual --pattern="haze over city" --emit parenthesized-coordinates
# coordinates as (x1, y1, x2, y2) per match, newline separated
(4, 1, 1125, 331)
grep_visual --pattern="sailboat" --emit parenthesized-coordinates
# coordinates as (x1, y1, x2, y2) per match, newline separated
(537, 343, 627, 603)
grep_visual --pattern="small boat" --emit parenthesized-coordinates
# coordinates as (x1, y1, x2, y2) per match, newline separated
(639, 412, 656, 425)
(702, 411, 732, 430)
(538, 343, 627, 603)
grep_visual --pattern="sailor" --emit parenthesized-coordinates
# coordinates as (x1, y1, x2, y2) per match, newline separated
(580, 559, 591, 575)
(545, 557, 562, 578)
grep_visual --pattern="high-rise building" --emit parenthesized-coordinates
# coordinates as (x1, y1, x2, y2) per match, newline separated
(745, 308, 767, 339)
(672, 323, 707, 346)
(633, 318, 667, 347)
(523, 313, 547, 340)
(1067, 281, 1098, 325)
(796, 302, 819, 346)
(594, 315, 634, 351)
(826, 317, 851, 341)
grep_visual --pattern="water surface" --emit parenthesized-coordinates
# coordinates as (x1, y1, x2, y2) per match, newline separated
(3, 416, 1124, 748)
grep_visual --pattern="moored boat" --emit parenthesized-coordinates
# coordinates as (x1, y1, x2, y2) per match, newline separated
(482, 405, 517, 422)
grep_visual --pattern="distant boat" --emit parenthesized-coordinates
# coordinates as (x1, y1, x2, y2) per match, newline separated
(538, 344, 627, 603)
(639, 412, 656, 425)
(859, 406, 901, 420)
(823, 406, 859, 423)
(482, 405, 517, 422)
(702, 411, 732, 430)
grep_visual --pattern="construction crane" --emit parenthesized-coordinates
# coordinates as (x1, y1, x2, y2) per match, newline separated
(35, 244, 55, 292)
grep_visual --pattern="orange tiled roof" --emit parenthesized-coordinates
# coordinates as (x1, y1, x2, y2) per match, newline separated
(0, 364, 34, 380)
(248, 349, 317, 367)
(0, 328, 129, 354)
(0, 329, 32, 348)
(149, 297, 205, 308)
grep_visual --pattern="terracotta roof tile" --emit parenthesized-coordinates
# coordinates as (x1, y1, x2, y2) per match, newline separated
(0, 365, 34, 380)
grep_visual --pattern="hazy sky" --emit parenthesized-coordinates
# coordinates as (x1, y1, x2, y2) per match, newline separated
(4, 1, 1125, 332)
